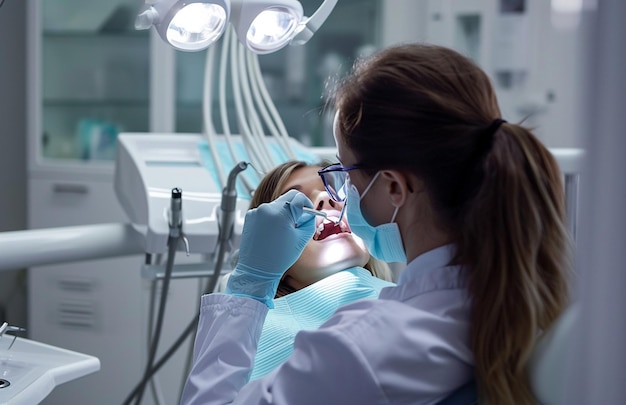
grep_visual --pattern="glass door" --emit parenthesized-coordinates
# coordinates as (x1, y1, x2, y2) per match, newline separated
(38, 0, 150, 163)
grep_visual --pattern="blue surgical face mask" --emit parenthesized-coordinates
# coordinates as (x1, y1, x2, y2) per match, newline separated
(345, 172, 407, 263)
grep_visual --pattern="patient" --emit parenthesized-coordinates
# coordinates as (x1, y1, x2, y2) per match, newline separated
(231, 160, 395, 380)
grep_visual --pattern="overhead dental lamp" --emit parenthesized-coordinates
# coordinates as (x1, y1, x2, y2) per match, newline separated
(135, 0, 338, 54)
(135, 0, 230, 51)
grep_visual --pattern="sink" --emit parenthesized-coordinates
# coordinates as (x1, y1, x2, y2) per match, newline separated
(0, 337, 100, 404)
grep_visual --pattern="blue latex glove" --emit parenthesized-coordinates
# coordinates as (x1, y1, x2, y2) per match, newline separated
(225, 190, 316, 308)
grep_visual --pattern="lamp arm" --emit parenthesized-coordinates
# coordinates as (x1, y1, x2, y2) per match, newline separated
(291, 0, 338, 45)
(306, 0, 338, 32)
(135, 7, 159, 30)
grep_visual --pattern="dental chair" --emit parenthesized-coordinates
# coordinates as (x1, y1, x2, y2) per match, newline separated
(527, 304, 578, 405)
(437, 380, 477, 405)
(438, 304, 578, 405)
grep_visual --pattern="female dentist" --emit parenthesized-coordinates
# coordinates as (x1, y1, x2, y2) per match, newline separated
(180, 43, 572, 405)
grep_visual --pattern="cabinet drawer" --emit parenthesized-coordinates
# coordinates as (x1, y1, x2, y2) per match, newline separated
(28, 177, 128, 228)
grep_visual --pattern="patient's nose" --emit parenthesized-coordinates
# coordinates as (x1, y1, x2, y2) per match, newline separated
(313, 191, 340, 211)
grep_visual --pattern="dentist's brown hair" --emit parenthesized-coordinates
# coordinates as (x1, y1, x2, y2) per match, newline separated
(335, 43, 572, 404)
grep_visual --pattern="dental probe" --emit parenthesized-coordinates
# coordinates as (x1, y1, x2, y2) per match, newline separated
(302, 207, 340, 224)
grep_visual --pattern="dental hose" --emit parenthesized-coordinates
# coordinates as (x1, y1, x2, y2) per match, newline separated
(124, 189, 181, 405)
(121, 217, 235, 405)
(128, 231, 176, 405)
(177, 158, 247, 395)
(124, 242, 230, 405)
(147, 255, 167, 405)
(121, 163, 250, 405)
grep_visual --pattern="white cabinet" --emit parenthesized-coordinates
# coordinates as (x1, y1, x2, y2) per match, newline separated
(26, 1, 154, 404)
(28, 175, 126, 226)
(26, 174, 149, 405)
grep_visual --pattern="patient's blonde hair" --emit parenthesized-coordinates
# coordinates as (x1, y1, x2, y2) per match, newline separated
(250, 160, 393, 297)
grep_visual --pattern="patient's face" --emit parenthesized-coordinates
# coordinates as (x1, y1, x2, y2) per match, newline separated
(279, 166, 370, 290)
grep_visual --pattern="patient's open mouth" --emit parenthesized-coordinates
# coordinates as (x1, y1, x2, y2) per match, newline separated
(313, 214, 350, 241)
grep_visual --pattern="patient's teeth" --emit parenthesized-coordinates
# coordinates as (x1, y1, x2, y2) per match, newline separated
(313, 222, 323, 240)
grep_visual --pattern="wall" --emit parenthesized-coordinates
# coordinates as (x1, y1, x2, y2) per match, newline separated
(569, 0, 626, 402)
(380, 0, 430, 46)
(0, 0, 28, 328)
(380, 0, 587, 149)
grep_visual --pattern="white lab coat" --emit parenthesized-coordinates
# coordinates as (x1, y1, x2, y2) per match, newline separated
(181, 245, 473, 405)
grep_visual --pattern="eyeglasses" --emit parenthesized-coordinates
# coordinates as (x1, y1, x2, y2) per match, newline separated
(317, 163, 363, 202)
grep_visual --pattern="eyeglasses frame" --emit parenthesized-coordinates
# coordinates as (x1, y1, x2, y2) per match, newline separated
(317, 163, 364, 202)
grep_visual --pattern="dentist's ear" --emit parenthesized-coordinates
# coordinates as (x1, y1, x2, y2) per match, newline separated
(380, 170, 420, 208)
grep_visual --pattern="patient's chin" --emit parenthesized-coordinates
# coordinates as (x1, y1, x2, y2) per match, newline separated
(316, 256, 369, 278)
(287, 240, 370, 287)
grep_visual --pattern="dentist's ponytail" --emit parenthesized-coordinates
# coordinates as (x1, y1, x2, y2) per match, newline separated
(457, 122, 572, 404)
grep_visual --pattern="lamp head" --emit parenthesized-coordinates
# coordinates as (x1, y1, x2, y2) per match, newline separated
(137, 0, 230, 52)
(230, 0, 304, 54)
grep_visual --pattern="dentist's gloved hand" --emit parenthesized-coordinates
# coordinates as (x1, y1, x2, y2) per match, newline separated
(225, 190, 316, 308)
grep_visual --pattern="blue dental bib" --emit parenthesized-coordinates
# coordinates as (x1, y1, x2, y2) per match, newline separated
(250, 267, 395, 380)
